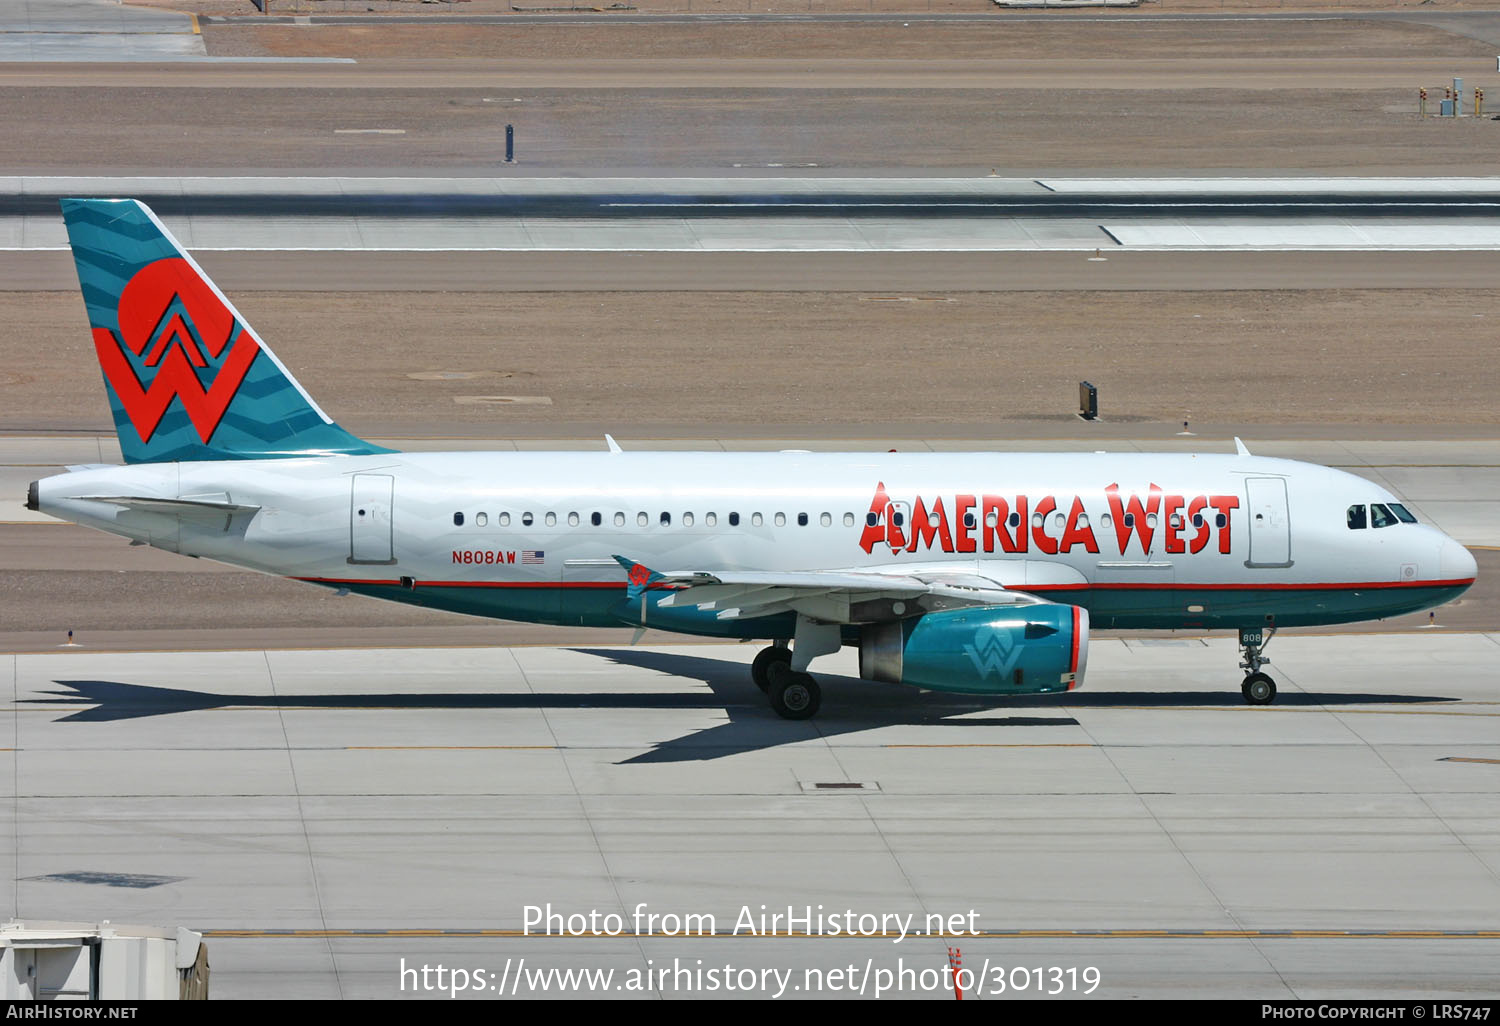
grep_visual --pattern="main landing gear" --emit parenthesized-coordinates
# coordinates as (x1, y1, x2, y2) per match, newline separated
(1238, 626, 1278, 705)
(750, 644, 790, 692)
(751, 642, 822, 720)
(751, 617, 841, 720)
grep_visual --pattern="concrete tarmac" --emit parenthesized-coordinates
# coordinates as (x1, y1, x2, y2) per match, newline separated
(2, 637, 1496, 998)
(0, 0, 205, 62)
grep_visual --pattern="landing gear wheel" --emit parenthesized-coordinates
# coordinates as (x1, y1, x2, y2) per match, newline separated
(751, 645, 792, 693)
(767, 664, 821, 720)
(1242, 672, 1277, 706)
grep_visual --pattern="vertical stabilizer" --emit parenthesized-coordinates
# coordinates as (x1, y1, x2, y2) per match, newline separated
(61, 198, 390, 463)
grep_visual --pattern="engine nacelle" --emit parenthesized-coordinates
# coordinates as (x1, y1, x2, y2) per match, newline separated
(859, 604, 1088, 695)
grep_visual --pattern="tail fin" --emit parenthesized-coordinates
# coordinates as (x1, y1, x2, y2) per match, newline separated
(61, 198, 390, 463)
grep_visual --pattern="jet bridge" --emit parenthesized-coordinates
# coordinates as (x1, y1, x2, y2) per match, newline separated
(0, 920, 208, 1000)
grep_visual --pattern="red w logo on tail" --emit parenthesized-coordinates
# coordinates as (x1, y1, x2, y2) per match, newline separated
(95, 257, 260, 445)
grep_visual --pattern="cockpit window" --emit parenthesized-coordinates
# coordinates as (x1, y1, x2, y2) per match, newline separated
(1346, 504, 1366, 530)
(1370, 503, 1397, 529)
(1389, 503, 1418, 524)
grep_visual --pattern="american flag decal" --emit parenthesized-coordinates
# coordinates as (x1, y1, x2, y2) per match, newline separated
(522, 550, 545, 565)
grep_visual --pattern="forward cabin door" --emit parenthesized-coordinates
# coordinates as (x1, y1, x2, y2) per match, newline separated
(1244, 477, 1292, 568)
(349, 473, 395, 565)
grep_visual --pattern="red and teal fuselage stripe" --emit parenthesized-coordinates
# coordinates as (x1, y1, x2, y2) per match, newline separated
(295, 576, 1473, 634)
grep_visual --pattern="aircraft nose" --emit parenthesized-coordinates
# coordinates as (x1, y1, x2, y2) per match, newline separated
(1439, 538, 1478, 582)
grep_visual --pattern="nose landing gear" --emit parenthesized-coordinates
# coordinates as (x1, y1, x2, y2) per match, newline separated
(1239, 626, 1278, 705)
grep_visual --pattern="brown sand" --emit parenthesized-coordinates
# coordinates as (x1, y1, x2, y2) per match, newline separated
(3, 289, 1496, 435)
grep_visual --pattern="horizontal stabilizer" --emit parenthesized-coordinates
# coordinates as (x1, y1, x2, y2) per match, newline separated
(78, 495, 261, 521)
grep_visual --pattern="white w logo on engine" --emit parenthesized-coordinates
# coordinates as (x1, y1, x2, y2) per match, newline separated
(963, 629, 1018, 681)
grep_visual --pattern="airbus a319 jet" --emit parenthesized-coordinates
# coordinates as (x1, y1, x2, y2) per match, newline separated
(27, 199, 1478, 719)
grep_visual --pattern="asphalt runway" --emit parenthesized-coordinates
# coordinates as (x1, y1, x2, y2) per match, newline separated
(3, 637, 1496, 998)
(12, 174, 1500, 219)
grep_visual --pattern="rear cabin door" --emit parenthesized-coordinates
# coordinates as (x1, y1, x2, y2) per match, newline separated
(1245, 477, 1292, 568)
(349, 473, 395, 565)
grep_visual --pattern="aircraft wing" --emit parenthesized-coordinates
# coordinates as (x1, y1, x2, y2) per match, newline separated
(615, 557, 1042, 624)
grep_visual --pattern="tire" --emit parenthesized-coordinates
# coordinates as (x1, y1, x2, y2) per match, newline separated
(768, 665, 821, 720)
(751, 645, 792, 693)
(1241, 672, 1277, 706)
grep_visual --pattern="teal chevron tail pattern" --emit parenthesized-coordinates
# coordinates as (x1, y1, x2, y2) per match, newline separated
(61, 198, 391, 464)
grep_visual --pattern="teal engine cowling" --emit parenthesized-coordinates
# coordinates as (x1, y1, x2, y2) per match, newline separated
(858, 604, 1088, 695)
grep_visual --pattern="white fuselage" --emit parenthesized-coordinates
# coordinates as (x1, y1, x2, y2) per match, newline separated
(35, 449, 1477, 635)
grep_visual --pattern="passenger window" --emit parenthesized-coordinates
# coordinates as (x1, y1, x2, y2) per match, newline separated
(544, 512, 557, 527)
(637, 512, 649, 527)
(797, 513, 808, 527)
(614, 512, 625, 527)
(1123, 513, 1135, 528)
(1078, 513, 1090, 529)
(1008, 512, 1020, 528)
(521, 512, 533, 527)
(1192, 513, 1204, 529)
(963, 512, 977, 530)
(1146, 513, 1158, 529)
(706, 512, 718, 527)
(1031, 513, 1044, 529)
(1169, 514, 1182, 529)
(1215, 513, 1227, 528)
(866, 511, 881, 528)
(1346, 504, 1367, 530)
(591, 512, 602, 527)
(499, 512, 511, 527)
(774, 513, 786, 527)
(752, 513, 764, 527)
(843, 512, 854, 527)
(660, 512, 671, 527)
(476, 512, 488, 527)
(730, 512, 741, 527)
(453, 512, 464, 527)
(567, 512, 579, 527)
(1100, 513, 1113, 529)
(821, 512, 832, 527)
(1390, 503, 1418, 524)
(1371, 503, 1396, 529)
(683, 512, 695, 527)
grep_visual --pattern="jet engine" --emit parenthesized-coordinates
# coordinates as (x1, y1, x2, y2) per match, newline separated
(859, 603, 1088, 695)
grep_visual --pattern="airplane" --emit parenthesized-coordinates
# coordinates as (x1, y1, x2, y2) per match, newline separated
(26, 198, 1478, 720)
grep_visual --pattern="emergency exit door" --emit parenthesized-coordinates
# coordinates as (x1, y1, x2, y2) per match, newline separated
(1244, 477, 1292, 568)
(349, 473, 395, 565)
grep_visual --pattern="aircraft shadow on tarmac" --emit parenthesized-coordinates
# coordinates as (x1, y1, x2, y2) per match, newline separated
(36, 649, 1457, 766)
(571, 649, 1461, 764)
